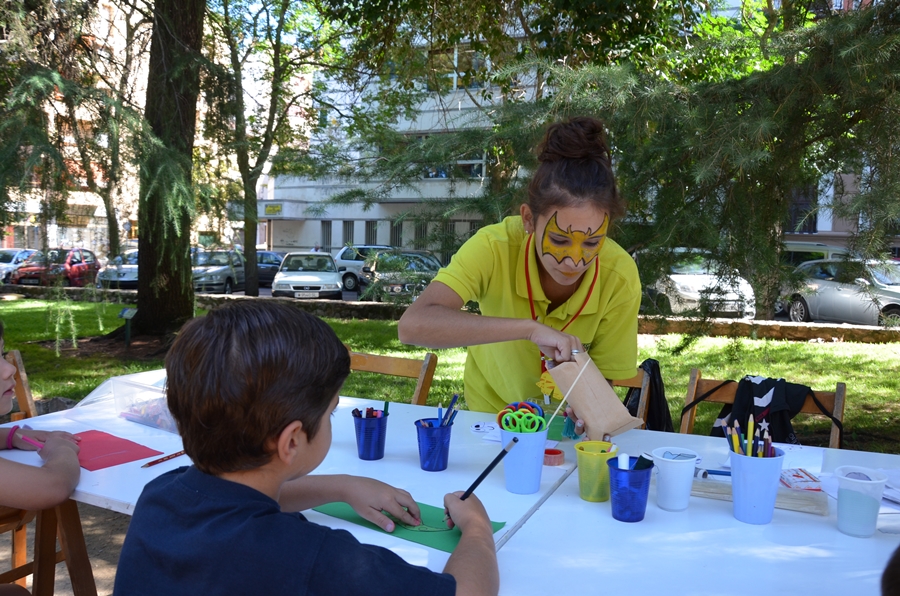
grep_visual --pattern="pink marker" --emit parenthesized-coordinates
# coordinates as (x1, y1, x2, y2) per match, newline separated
(20, 435, 44, 450)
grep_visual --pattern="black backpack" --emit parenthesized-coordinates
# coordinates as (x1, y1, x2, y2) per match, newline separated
(623, 358, 675, 433)
(680, 376, 843, 447)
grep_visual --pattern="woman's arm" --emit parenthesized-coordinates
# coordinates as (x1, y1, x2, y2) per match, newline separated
(398, 282, 582, 362)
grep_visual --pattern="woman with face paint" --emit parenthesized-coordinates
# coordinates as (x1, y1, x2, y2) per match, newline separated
(399, 117, 641, 419)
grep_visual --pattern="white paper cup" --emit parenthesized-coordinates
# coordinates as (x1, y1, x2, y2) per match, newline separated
(651, 447, 699, 512)
(835, 466, 887, 538)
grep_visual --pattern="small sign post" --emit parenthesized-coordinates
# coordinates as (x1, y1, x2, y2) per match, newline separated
(118, 308, 137, 348)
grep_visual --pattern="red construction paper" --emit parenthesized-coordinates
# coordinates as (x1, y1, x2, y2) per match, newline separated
(74, 430, 163, 471)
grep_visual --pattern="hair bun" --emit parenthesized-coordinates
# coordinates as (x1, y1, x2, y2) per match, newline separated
(537, 117, 611, 164)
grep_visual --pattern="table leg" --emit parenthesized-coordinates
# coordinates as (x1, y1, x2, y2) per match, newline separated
(55, 500, 98, 596)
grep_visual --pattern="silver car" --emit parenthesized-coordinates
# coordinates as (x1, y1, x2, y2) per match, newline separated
(0, 248, 37, 283)
(788, 259, 900, 326)
(192, 249, 245, 294)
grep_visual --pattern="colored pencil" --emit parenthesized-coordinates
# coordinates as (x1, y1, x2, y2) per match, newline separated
(383, 401, 389, 416)
(460, 437, 518, 500)
(20, 435, 44, 450)
(141, 450, 186, 468)
(746, 414, 755, 457)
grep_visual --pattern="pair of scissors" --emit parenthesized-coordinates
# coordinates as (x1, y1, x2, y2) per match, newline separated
(496, 401, 543, 425)
(500, 410, 546, 433)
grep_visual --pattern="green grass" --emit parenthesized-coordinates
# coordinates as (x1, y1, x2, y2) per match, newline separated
(2, 299, 898, 453)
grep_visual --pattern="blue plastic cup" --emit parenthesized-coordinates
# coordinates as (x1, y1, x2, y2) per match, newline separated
(353, 412, 388, 460)
(608, 456, 654, 522)
(731, 448, 784, 525)
(415, 418, 452, 471)
(500, 428, 548, 495)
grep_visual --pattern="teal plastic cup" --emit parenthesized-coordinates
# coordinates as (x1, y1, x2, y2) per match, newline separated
(500, 428, 548, 494)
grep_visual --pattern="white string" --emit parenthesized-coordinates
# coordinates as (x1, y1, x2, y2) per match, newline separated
(545, 358, 591, 428)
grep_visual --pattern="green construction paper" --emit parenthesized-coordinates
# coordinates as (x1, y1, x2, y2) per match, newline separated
(313, 501, 505, 553)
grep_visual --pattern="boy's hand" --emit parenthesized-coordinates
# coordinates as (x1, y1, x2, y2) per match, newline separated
(342, 476, 421, 533)
(443, 491, 492, 532)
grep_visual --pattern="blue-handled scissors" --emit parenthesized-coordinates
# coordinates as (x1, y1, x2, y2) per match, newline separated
(500, 410, 546, 433)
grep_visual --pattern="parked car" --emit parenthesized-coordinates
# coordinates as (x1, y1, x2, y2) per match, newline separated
(97, 249, 139, 289)
(256, 250, 285, 287)
(11, 248, 101, 287)
(638, 250, 756, 319)
(0, 248, 37, 283)
(782, 241, 849, 266)
(361, 249, 442, 302)
(334, 244, 393, 291)
(787, 259, 900, 326)
(192, 249, 245, 294)
(271, 252, 343, 300)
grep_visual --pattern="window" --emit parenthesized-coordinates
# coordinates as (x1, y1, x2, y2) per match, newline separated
(440, 221, 456, 265)
(426, 45, 488, 91)
(343, 221, 355, 246)
(365, 220, 378, 245)
(788, 187, 818, 234)
(321, 221, 333, 252)
(415, 134, 486, 180)
(414, 221, 429, 250)
(390, 221, 403, 247)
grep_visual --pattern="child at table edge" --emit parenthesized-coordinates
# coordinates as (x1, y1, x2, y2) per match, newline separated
(0, 319, 82, 596)
(113, 301, 499, 596)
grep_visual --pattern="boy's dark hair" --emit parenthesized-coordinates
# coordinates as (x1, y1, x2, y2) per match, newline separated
(165, 301, 350, 475)
(527, 116, 625, 222)
(885, 544, 900, 596)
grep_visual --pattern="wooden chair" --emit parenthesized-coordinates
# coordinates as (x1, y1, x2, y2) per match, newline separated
(348, 350, 438, 406)
(679, 368, 846, 449)
(612, 369, 651, 428)
(6, 350, 37, 421)
(1, 351, 97, 595)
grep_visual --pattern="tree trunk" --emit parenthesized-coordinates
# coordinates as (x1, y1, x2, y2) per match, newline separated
(134, 0, 205, 334)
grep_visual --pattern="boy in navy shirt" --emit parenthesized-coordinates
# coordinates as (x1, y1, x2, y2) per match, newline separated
(114, 301, 498, 596)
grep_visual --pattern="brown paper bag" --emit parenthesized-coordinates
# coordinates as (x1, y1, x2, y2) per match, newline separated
(548, 352, 643, 440)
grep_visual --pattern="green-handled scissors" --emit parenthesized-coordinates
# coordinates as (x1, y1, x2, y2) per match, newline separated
(500, 410, 546, 433)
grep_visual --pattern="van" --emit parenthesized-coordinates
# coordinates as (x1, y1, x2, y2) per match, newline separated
(782, 241, 848, 266)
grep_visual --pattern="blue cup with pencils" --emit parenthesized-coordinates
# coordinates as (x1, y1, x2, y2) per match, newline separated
(415, 418, 453, 471)
(352, 405, 388, 461)
(498, 406, 548, 494)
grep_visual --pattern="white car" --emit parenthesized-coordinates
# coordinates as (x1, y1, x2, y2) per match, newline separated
(98, 249, 139, 289)
(642, 250, 756, 319)
(788, 259, 900, 326)
(272, 252, 343, 300)
(334, 244, 393, 291)
(192, 249, 245, 294)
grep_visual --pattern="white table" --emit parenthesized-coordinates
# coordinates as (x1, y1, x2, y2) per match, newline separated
(2, 370, 579, 573)
(497, 429, 900, 596)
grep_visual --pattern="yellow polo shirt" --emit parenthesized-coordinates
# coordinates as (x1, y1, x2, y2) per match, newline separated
(434, 216, 641, 414)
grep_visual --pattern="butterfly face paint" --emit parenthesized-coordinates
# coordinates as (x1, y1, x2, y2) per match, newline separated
(540, 212, 608, 267)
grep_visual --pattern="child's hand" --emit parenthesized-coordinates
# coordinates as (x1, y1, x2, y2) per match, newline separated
(443, 491, 491, 533)
(37, 434, 81, 461)
(16, 428, 80, 451)
(342, 476, 421, 533)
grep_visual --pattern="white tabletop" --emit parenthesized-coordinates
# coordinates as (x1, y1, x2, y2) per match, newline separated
(1, 373, 579, 573)
(497, 429, 900, 596)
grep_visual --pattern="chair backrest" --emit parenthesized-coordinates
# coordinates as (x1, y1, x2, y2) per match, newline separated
(679, 368, 846, 449)
(348, 351, 438, 406)
(612, 369, 650, 428)
(6, 350, 36, 421)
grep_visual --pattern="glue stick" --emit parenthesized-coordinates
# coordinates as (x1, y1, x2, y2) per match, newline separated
(618, 452, 630, 470)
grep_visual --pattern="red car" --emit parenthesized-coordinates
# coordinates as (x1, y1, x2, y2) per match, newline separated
(11, 248, 101, 287)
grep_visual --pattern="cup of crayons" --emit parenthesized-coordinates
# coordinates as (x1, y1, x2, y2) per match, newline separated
(415, 395, 459, 471)
(352, 404, 389, 461)
(724, 415, 785, 525)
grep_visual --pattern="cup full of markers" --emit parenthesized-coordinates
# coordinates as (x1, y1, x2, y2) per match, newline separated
(724, 415, 784, 525)
(352, 404, 389, 461)
(415, 395, 460, 472)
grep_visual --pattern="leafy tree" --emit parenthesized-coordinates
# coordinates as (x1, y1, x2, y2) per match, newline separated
(134, 0, 206, 333)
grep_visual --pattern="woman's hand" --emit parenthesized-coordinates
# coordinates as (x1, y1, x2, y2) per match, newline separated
(340, 476, 422, 533)
(526, 322, 583, 363)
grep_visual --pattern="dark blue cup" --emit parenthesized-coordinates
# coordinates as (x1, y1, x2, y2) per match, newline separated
(607, 456, 654, 522)
(353, 412, 388, 460)
(415, 418, 452, 471)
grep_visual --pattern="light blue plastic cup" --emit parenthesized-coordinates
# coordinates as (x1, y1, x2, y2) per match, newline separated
(731, 448, 785, 525)
(500, 428, 548, 495)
